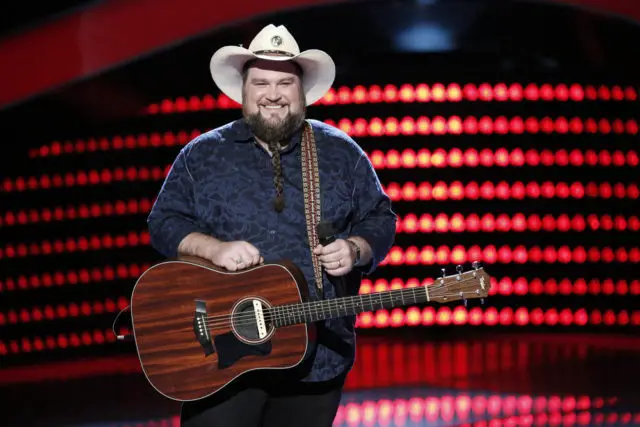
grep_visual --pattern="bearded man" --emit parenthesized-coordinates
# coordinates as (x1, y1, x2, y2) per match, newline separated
(147, 24, 397, 427)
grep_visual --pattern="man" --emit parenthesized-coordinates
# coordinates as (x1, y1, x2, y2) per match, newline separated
(147, 24, 397, 426)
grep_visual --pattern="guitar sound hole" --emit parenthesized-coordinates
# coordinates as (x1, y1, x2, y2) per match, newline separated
(231, 298, 274, 344)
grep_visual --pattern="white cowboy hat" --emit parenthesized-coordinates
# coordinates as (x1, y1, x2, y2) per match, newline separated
(209, 24, 335, 106)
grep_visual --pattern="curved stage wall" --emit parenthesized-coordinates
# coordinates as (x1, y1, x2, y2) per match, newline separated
(0, 0, 638, 371)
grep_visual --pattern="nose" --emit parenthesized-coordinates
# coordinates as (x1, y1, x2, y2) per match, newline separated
(265, 85, 281, 102)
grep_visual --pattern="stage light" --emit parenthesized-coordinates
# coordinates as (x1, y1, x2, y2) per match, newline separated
(368, 148, 636, 169)
(191, 82, 631, 110)
(383, 181, 639, 202)
(0, 328, 125, 356)
(378, 245, 639, 266)
(1, 297, 128, 326)
(0, 232, 150, 259)
(355, 307, 639, 328)
(27, 115, 640, 157)
(358, 277, 640, 299)
(394, 213, 638, 234)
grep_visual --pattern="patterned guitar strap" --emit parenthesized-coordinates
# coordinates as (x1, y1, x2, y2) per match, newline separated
(300, 120, 325, 300)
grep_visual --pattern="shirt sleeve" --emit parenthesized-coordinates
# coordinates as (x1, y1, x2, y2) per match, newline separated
(147, 144, 208, 258)
(349, 151, 398, 274)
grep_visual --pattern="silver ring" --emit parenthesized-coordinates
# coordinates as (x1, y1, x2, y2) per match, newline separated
(235, 258, 243, 264)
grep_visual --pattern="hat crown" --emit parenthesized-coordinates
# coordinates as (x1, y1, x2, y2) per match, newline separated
(248, 24, 300, 56)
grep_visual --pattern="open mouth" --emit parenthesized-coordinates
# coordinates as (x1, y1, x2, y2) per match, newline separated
(261, 105, 287, 110)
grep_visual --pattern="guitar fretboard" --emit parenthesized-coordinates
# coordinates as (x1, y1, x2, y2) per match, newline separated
(269, 287, 431, 327)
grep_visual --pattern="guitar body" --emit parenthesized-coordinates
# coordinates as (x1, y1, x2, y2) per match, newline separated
(130, 256, 314, 402)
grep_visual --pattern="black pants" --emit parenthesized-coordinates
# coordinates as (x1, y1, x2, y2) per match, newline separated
(180, 373, 344, 427)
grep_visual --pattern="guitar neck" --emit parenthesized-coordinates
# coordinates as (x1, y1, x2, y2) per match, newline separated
(271, 286, 431, 327)
(269, 266, 490, 327)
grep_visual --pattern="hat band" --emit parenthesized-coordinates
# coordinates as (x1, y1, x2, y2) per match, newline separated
(253, 50, 295, 57)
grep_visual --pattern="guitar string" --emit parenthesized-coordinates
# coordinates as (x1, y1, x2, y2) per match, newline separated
(157, 277, 485, 334)
(192, 292, 488, 336)
(196, 277, 484, 329)
(170, 290, 488, 339)
(198, 275, 483, 324)
(168, 289, 487, 336)
(200, 289, 484, 329)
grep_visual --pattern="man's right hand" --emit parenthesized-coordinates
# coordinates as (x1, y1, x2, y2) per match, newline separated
(206, 241, 263, 271)
(178, 233, 263, 271)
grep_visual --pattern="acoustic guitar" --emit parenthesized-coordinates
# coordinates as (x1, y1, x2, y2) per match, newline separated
(129, 255, 491, 402)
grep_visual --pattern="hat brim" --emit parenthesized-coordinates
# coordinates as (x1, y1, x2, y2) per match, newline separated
(209, 46, 335, 106)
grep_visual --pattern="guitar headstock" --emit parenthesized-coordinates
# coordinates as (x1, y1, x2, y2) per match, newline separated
(428, 262, 491, 305)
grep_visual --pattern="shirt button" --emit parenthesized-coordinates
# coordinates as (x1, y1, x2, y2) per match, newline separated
(269, 230, 276, 235)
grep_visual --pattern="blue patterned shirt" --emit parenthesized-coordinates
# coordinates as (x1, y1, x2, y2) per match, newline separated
(147, 118, 397, 383)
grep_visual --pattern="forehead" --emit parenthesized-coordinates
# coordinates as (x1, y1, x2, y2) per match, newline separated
(245, 59, 301, 80)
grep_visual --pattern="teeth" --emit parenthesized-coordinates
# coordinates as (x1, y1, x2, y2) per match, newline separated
(263, 105, 284, 109)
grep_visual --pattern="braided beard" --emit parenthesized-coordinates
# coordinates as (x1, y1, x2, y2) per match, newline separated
(243, 108, 305, 213)
(267, 140, 285, 212)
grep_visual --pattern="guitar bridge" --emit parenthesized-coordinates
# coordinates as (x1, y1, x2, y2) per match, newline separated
(193, 300, 215, 356)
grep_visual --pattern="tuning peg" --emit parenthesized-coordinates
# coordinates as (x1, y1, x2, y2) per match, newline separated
(480, 298, 485, 305)
(455, 265, 463, 281)
(472, 261, 481, 270)
(441, 268, 446, 277)
(460, 292, 467, 307)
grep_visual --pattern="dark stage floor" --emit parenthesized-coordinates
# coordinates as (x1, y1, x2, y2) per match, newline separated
(1, 332, 639, 427)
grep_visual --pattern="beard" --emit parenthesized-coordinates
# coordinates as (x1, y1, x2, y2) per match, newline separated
(243, 105, 306, 145)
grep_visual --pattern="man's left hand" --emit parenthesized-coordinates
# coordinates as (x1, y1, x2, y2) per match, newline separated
(313, 239, 355, 276)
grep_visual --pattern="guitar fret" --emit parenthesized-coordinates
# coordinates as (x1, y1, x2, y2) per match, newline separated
(305, 302, 312, 323)
(267, 267, 489, 329)
(286, 288, 432, 326)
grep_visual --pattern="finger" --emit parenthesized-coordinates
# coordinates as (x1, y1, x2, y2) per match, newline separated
(318, 248, 350, 264)
(231, 249, 252, 268)
(224, 259, 238, 272)
(241, 243, 261, 265)
(246, 249, 261, 266)
(318, 254, 340, 264)
(325, 257, 349, 270)
(230, 253, 247, 270)
(323, 259, 342, 270)
(320, 242, 342, 255)
(251, 250, 261, 265)
(315, 243, 342, 256)
(325, 266, 351, 276)
(237, 249, 253, 266)
(243, 243, 260, 257)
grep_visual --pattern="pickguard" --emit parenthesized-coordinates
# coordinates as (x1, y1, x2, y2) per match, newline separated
(213, 332, 272, 369)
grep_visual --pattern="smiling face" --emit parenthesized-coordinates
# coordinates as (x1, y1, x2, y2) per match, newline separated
(242, 59, 306, 145)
